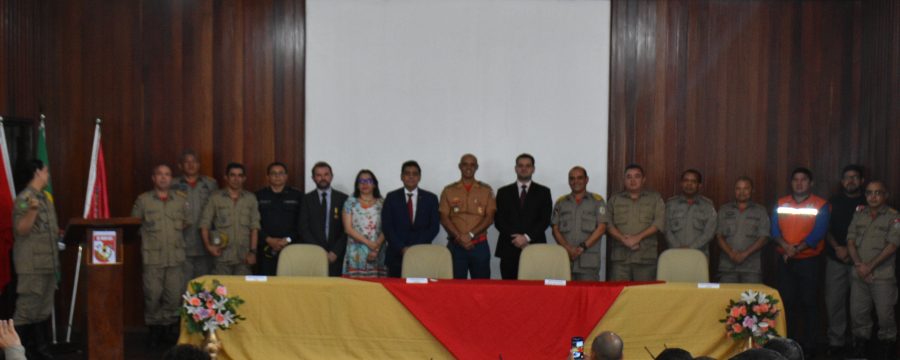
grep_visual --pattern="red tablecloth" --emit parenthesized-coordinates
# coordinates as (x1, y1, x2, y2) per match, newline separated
(366, 279, 645, 359)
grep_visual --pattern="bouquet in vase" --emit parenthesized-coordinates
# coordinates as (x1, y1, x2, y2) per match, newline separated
(181, 279, 246, 333)
(720, 289, 780, 345)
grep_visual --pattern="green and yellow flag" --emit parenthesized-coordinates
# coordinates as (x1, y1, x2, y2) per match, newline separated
(37, 116, 54, 203)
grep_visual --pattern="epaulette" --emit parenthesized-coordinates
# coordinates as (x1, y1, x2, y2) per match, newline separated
(556, 195, 568, 204)
(174, 190, 187, 198)
(444, 181, 460, 189)
(667, 195, 681, 202)
(477, 181, 492, 190)
(855, 205, 866, 212)
(591, 193, 604, 201)
(698, 195, 714, 205)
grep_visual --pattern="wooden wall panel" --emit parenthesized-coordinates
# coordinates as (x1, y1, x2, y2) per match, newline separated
(610, 0, 896, 212)
(2, 0, 306, 328)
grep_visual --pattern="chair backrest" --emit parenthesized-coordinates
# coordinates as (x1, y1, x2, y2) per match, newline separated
(517, 244, 571, 281)
(401, 244, 453, 279)
(656, 249, 709, 282)
(276, 244, 329, 277)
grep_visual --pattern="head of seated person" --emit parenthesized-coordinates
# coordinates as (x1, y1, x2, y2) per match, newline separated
(728, 348, 787, 360)
(656, 348, 693, 360)
(163, 344, 211, 360)
(590, 331, 623, 360)
(762, 337, 803, 360)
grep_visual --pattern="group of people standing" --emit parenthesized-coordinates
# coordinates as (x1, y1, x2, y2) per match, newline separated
(8, 150, 898, 358)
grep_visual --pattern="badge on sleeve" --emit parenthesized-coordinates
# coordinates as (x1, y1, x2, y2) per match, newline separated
(599, 206, 606, 215)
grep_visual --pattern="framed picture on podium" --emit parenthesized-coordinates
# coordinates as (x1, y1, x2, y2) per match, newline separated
(88, 229, 123, 265)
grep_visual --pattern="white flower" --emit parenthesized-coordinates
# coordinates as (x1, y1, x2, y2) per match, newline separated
(757, 293, 770, 304)
(740, 290, 759, 304)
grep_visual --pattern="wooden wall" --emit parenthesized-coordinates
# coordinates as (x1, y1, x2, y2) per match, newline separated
(608, 0, 899, 283)
(1, 0, 306, 327)
(0, 0, 306, 226)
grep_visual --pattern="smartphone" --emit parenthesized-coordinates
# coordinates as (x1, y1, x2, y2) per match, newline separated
(571, 336, 585, 359)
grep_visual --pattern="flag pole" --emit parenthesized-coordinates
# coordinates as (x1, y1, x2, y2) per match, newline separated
(39, 114, 61, 345)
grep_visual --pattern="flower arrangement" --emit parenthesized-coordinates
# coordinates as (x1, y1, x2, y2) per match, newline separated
(181, 279, 245, 334)
(720, 289, 780, 345)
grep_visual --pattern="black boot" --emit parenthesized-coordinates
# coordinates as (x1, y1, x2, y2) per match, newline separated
(879, 339, 896, 360)
(146, 325, 161, 348)
(30, 320, 54, 360)
(850, 337, 869, 359)
(14, 323, 34, 356)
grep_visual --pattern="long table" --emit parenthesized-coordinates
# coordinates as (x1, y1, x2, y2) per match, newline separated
(179, 276, 785, 359)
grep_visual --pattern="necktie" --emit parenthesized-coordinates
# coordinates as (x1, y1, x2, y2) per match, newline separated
(519, 185, 527, 207)
(407, 193, 414, 224)
(321, 192, 328, 237)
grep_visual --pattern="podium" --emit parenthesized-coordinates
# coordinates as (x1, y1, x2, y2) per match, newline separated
(64, 217, 141, 360)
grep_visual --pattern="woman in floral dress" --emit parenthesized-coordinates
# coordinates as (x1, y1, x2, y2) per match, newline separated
(341, 169, 387, 277)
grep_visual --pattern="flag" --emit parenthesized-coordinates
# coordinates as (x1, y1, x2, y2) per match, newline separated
(37, 118, 54, 202)
(0, 117, 15, 290)
(82, 120, 109, 219)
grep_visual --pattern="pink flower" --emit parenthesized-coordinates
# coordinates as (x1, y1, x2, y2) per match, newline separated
(207, 300, 215, 309)
(215, 286, 227, 296)
(215, 313, 225, 323)
(726, 317, 735, 324)
(742, 316, 757, 329)
(730, 305, 747, 318)
(189, 297, 202, 307)
(193, 313, 202, 321)
(753, 303, 770, 314)
(732, 324, 743, 333)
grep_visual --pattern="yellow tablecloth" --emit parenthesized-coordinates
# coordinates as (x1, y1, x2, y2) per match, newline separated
(179, 277, 785, 359)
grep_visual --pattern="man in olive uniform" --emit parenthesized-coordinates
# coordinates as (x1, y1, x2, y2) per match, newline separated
(552, 166, 608, 281)
(606, 164, 665, 281)
(846, 181, 900, 358)
(715, 176, 769, 283)
(174, 151, 218, 281)
(439, 154, 496, 279)
(665, 169, 716, 256)
(131, 164, 188, 346)
(200, 163, 261, 275)
(11, 160, 58, 360)
(255, 162, 302, 276)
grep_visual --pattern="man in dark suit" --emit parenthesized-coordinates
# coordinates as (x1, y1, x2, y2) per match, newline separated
(381, 160, 441, 277)
(494, 153, 552, 279)
(298, 161, 348, 276)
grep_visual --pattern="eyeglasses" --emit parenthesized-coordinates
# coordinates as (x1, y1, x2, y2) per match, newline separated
(865, 190, 887, 196)
(357, 179, 375, 185)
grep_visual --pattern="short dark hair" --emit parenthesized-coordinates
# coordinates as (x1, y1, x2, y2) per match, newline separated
(735, 176, 754, 189)
(656, 348, 693, 360)
(516, 153, 535, 166)
(353, 169, 382, 199)
(401, 160, 421, 175)
(26, 159, 45, 177)
(162, 344, 211, 360)
(153, 164, 172, 175)
(180, 149, 199, 162)
(267, 161, 288, 174)
(311, 161, 332, 176)
(728, 348, 786, 360)
(570, 166, 588, 178)
(790, 167, 813, 182)
(681, 169, 703, 184)
(841, 164, 864, 178)
(762, 337, 803, 360)
(225, 162, 245, 175)
(624, 163, 644, 175)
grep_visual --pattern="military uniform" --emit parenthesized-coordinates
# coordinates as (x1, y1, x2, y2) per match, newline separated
(200, 190, 261, 275)
(438, 181, 496, 279)
(607, 190, 665, 281)
(131, 190, 188, 326)
(715, 201, 769, 283)
(665, 195, 716, 255)
(173, 176, 218, 281)
(847, 205, 900, 342)
(12, 187, 59, 325)
(551, 192, 609, 281)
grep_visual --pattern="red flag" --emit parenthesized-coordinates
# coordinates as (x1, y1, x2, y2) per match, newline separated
(83, 121, 109, 219)
(0, 118, 16, 290)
